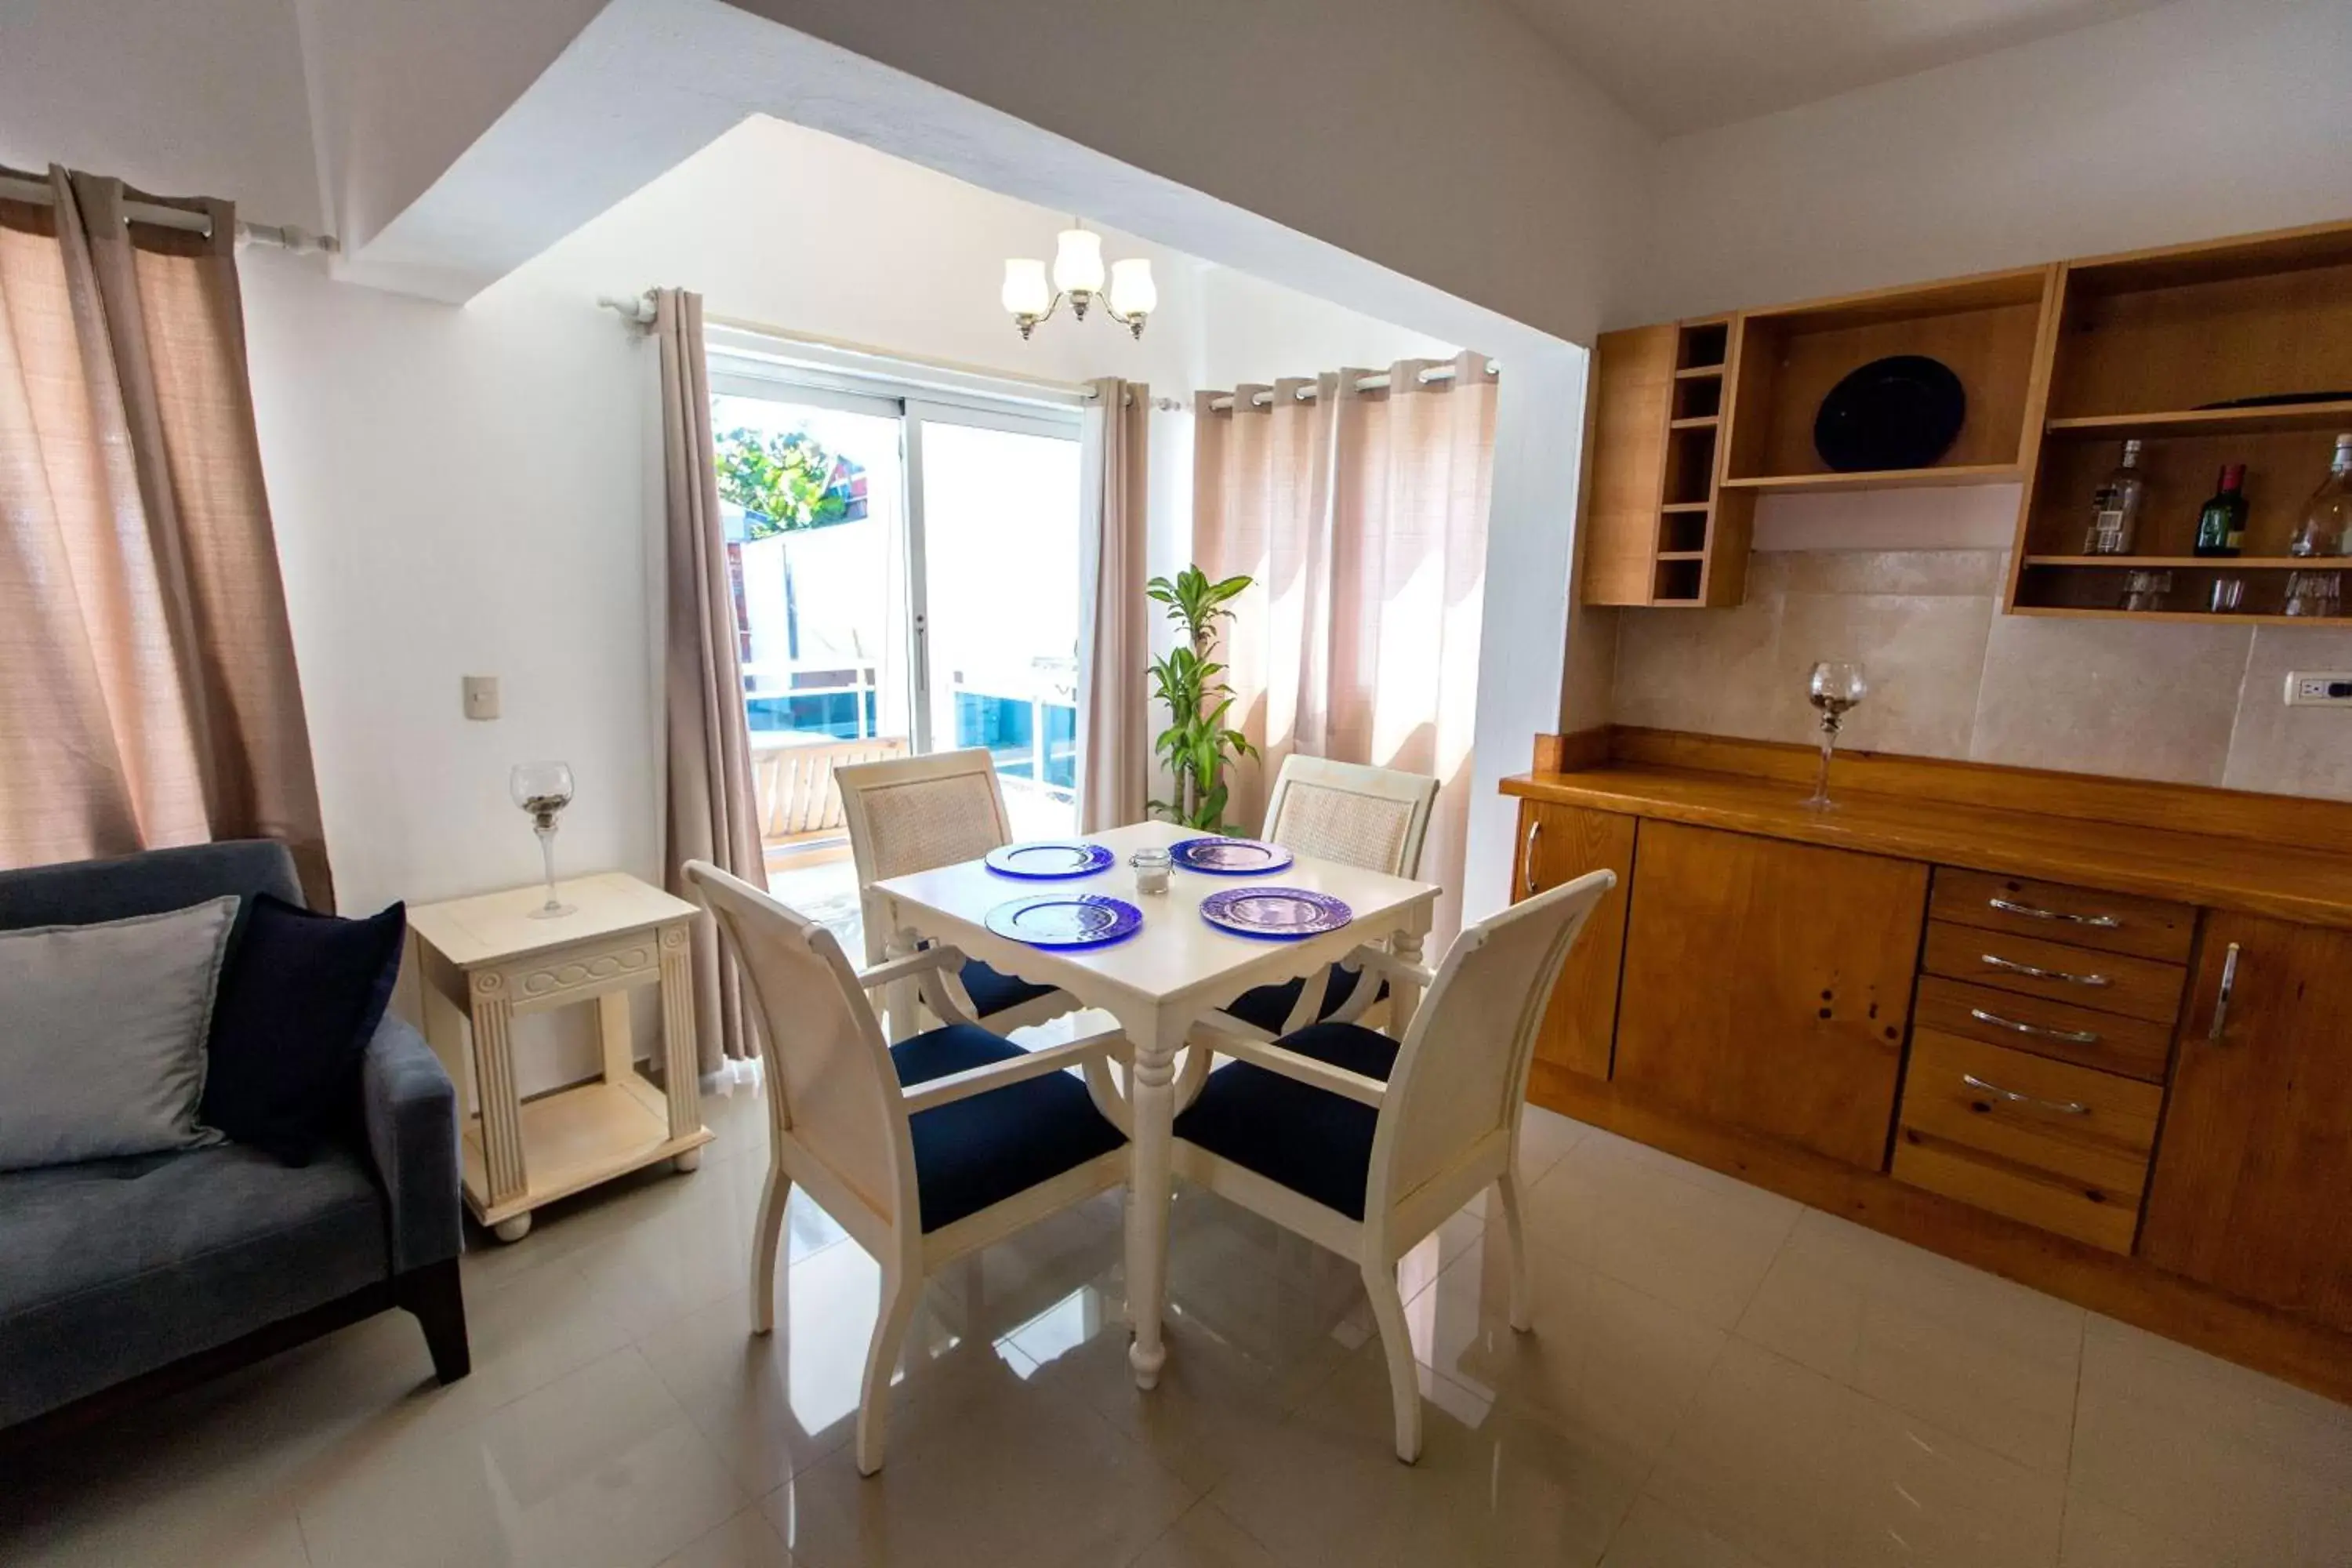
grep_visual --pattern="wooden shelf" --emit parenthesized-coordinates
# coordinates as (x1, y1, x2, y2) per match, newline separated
(2025, 555, 2341, 570)
(1720, 463, 2024, 495)
(1669, 416, 1719, 430)
(2045, 401, 2352, 438)
(459, 1078, 706, 1228)
(2007, 604, 2352, 630)
(1674, 365, 1724, 380)
(1656, 551, 1708, 561)
(1660, 501, 1711, 514)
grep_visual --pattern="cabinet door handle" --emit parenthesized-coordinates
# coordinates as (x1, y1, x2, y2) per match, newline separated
(1988, 896, 2122, 930)
(1962, 1073, 2090, 1116)
(1980, 952, 2111, 988)
(1522, 817, 1543, 897)
(1968, 1007, 2101, 1046)
(2208, 941, 2241, 1044)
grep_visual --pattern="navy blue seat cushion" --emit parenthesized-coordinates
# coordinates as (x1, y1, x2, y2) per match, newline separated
(1220, 965, 1388, 1035)
(891, 1024, 1125, 1233)
(203, 895, 408, 1166)
(959, 957, 1058, 1020)
(1173, 1022, 1399, 1221)
(0, 1142, 387, 1426)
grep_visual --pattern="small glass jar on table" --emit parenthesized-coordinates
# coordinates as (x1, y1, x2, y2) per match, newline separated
(1131, 847, 1172, 895)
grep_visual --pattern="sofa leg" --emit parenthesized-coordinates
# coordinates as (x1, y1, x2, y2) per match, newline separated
(398, 1258, 470, 1385)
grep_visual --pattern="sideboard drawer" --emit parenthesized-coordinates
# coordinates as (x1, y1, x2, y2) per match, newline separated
(1931, 867, 2195, 964)
(1912, 975, 2172, 1083)
(1893, 1030, 2162, 1253)
(1921, 921, 2187, 1025)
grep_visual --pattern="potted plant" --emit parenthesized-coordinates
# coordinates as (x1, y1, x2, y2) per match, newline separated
(1146, 566, 1256, 831)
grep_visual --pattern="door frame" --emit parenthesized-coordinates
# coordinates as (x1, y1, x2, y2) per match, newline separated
(706, 342, 1084, 760)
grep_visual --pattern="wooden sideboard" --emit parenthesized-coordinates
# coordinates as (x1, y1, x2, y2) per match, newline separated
(1504, 726, 2352, 1404)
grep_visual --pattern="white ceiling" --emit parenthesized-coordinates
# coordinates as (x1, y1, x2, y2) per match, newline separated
(1500, 0, 2179, 135)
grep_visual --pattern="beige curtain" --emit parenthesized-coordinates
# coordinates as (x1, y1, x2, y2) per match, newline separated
(654, 289, 766, 1069)
(1196, 352, 1497, 945)
(0, 165, 330, 905)
(1078, 378, 1151, 831)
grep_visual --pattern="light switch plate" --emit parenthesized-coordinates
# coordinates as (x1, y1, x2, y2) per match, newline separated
(2284, 671, 2352, 706)
(463, 674, 500, 720)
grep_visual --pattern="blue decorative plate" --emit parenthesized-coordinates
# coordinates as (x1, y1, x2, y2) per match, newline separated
(1168, 837, 1295, 876)
(985, 893, 1144, 950)
(1200, 886, 1352, 941)
(984, 840, 1115, 880)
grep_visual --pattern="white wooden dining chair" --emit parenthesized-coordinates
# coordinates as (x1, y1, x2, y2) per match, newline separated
(1209, 755, 1440, 1044)
(835, 747, 1078, 1035)
(684, 861, 1130, 1475)
(1170, 869, 1617, 1463)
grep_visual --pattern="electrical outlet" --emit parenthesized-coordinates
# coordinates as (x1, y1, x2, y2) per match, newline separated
(2284, 671, 2352, 706)
(463, 675, 500, 720)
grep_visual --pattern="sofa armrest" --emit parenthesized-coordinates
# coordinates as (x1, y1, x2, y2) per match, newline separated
(361, 1013, 463, 1274)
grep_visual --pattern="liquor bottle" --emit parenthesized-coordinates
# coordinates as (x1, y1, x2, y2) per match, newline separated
(2289, 434, 2352, 557)
(2192, 463, 2248, 557)
(2082, 439, 2146, 555)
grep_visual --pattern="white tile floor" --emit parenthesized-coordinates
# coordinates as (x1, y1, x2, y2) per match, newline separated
(9, 1082, 2351, 1568)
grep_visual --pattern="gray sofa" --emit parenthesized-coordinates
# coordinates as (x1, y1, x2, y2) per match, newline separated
(0, 841, 467, 1434)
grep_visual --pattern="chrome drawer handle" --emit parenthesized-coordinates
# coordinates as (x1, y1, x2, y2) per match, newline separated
(1988, 896, 2122, 929)
(1962, 1072, 2089, 1116)
(1969, 1007, 2100, 1046)
(2208, 942, 2240, 1044)
(1980, 952, 2110, 988)
(1522, 818, 1543, 897)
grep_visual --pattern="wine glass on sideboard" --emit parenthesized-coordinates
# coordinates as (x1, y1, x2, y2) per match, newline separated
(1803, 662, 1868, 811)
(510, 761, 577, 919)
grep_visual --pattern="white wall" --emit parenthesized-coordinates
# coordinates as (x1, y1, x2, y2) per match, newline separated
(2, 0, 321, 227)
(1192, 267, 1461, 393)
(520, 117, 1203, 392)
(1636, 0, 2352, 322)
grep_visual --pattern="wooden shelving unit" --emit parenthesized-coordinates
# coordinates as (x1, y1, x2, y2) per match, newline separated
(1580, 315, 1750, 608)
(2009, 221, 2352, 621)
(1576, 216, 2352, 627)
(1721, 267, 2057, 491)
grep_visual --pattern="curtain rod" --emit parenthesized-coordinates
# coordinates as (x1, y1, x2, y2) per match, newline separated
(602, 292, 1184, 410)
(1206, 358, 1501, 412)
(0, 172, 338, 256)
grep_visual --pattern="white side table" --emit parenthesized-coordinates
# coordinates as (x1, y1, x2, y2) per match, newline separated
(407, 873, 712, 1241)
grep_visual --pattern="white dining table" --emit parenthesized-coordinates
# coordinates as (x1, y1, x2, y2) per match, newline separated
(868, 818, 1439, 1389)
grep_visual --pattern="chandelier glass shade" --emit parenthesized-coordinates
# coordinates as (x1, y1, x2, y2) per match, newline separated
(1005, 222, 1152, 340)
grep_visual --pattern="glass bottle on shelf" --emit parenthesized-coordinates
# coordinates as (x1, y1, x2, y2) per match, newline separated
(2192, 463, 2249, 557)
(2082, 439, 2146, 555)
(2289, 434, 2352, 557)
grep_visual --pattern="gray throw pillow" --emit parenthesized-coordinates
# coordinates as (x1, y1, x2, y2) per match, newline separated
(0, 895, 238, 1171)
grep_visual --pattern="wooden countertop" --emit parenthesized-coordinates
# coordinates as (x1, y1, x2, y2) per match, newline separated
(1504, 763, 2352, 929)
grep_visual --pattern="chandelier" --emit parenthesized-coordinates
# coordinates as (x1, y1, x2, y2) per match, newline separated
(1003, 223, 1156, 340)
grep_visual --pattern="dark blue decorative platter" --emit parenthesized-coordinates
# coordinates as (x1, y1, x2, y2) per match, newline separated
(1200, 886, 1352, 941)
(984, 893, 1144, 949)
(1169, 837, 1294, 876)
(984, 840, 1116, 879)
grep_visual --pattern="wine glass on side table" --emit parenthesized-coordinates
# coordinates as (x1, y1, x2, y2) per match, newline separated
(1803, 662, 1868, 811)
(510, 761, 577, 918)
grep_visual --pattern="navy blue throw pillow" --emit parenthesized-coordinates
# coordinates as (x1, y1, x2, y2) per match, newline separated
(202, 895, 406, 1166)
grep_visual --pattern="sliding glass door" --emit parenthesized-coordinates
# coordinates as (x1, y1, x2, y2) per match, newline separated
(709, 358, 1084, 900)
(907, 403, 1083, 838)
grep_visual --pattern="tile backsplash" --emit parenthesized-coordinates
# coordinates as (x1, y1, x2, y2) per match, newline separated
(1610, 550, 2352, 801)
